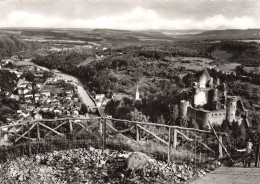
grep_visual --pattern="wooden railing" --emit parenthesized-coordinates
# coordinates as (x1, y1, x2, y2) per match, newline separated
(100, 117, 227, 163)
(0, 117, 227, 163)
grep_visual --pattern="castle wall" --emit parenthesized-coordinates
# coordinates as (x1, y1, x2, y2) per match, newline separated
(206, 109, 226, 127)
(187, 107, 209, 128)
(187, 106, 226, 129)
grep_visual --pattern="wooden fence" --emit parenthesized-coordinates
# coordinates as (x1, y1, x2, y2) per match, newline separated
(100, 117, 227, 163)
(0, 117, 227, 163)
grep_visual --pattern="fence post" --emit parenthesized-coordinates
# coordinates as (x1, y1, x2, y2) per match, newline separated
(102, 118, 107, 150)
(168, 127, 172, 163)
(218, 135, 223, 158)
(27, 122, 32, 157)
(69, 120, 73, 133)
(255, 143, 260, 167)
(36, 122, 40, 141)
(99, 118, 103, 135)
(173, 129, 177, 149)
(136, 125, 140, 142)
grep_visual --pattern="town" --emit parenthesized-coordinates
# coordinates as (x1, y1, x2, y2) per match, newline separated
(0, 57, 97, 134)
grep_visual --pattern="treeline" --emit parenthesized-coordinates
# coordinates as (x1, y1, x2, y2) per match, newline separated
(0, 36, 43, 60)
(208, 41, 260, 66)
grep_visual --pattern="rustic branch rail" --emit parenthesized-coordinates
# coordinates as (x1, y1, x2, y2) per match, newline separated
(0, 117, 227, 163)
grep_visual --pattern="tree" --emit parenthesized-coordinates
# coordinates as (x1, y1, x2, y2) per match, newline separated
(189, 119, 199, 129)
(80, 104, 88, 114)
(179, 117, 188, 127)
(22, 71, 35, 82)
(42, 71, 53, 80)
(157, 115, 166, 125)
(169, 104, 179, 126)
(130, 109, 148, 122)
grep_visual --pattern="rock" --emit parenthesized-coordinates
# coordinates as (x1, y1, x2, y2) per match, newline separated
(126, 152, 149, 172)
(208, 164, 216, 170)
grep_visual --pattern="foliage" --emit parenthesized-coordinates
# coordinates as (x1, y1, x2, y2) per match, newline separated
(0, 36, 42, 60)
(0, 70, 17, 91)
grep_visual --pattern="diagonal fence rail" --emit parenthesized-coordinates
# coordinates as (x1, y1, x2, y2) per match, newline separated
(0, 117, 227, 163)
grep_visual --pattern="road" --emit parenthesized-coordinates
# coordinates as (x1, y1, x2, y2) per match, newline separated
(194, 167, 260, 184)
(14, 59, 96, 108)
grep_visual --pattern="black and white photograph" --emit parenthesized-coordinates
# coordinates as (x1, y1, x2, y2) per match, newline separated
(0, 0, 259, 183)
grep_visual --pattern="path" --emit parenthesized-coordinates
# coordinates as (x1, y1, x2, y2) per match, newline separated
(194, 166, 260, 184)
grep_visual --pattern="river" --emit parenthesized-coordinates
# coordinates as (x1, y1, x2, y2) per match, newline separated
(14, 59, 96, 108)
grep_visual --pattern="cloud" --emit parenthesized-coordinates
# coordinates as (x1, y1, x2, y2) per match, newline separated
(0, 11, 64, 27)
(0, 7, 259, 30)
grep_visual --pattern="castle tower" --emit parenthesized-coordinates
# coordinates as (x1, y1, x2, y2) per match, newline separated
(135, 85, 140, 101)
(226, 96, 237, 123)
(208, 88, 218, 110)
(180, 100, 189, 118)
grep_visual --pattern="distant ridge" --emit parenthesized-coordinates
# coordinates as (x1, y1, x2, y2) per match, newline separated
(178, 29, 260, 40)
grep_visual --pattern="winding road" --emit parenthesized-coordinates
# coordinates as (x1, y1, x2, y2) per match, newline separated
(14, 59, 96, 108)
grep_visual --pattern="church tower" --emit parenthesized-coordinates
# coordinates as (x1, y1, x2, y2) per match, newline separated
(135, 85, 140, 101)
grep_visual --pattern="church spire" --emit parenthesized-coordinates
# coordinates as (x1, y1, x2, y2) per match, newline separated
(135, 85, 140, 100)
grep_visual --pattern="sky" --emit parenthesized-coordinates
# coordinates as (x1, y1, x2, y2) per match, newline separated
(0, 0, 259, 30)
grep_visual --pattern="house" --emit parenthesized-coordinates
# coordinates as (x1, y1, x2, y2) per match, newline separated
(34, 113, 42, 120)
(17, 78, 30, 88)
(8, 94, 19, 101)
(65, 90, 73, 95)
(96, 101, 102, 107)
(42, 107, 49, 112)
(36, 83, 43, 88)
(72, 110, 79, 117)
(54, 109, 62, 115)
(19, 111, 30, 118)
(18, 87, 31, 95)
(17, 110, 23, 114)
(73, 97, 79, 102)
(96, 94, 105, 101)
(65, 96, 72, 100)
(40, 90, 51, 97)
(26, 104, 35, 112)
(24, 93, 33, 99)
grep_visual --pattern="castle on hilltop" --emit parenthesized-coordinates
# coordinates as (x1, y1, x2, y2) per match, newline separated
(180, 69, 249, 129)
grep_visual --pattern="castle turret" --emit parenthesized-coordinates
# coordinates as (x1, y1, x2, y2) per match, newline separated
(226, 96, 237, 123)
(180, 100, 189, 118)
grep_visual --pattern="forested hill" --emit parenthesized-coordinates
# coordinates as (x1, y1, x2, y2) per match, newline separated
(208, 41, 260, 66)
(196, 29, 260, 39)
(178, 29, 260, 40)
(0, 36, 42, 60)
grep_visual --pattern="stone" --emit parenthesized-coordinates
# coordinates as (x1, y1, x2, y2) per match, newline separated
(126, 152, 149, 172)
